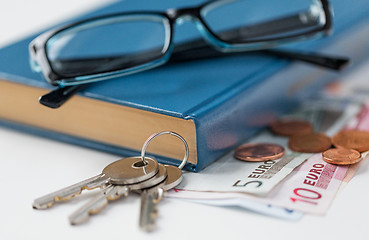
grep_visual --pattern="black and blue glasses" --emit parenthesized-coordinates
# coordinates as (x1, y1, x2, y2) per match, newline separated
(30, 0, 345, 108)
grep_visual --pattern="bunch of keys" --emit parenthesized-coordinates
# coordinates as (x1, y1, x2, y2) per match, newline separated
(33, 131, 188, 232)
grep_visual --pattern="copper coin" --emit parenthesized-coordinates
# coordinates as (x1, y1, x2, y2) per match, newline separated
(332, 130, 369, 152)
(322, 148, 362, 165)
(270, 119, 313, 136)
(234, 143, 285, 162)
(288, 132, 331, 153)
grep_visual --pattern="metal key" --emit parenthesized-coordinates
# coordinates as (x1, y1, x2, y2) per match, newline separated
(69, 163, 168, 225)
(136, 131, 188, 232)
(139, 164, 183, 232)
(33, 156, 159, 209)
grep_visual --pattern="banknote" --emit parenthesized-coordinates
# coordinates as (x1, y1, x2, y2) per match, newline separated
(176, 101, 360, 197)
(170, 153, 349, 215)
(259, 153, 348, 214)
(169, 101, 367, 215)
(179, 144, 310, 196)
(181, 196, 303, 221)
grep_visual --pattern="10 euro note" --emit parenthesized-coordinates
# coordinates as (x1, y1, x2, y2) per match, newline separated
(176, 101, 360, 197)
(257, 153, 349, 214)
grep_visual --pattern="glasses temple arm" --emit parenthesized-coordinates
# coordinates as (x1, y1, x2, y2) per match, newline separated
(262, 49, 348, 70)
(170, 43, 349, 70)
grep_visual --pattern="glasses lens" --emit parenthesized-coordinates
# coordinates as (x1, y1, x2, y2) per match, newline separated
(201, 0, 327, 43)
(46, 14, 170, 77)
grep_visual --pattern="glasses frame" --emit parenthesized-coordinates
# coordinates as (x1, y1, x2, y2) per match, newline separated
(30, 0, 332, 87)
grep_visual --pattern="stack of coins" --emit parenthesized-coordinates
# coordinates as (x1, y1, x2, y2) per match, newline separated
(270, 119, 369, 165)
(234, 118, 369, 166)
(322, 130, 369, 165)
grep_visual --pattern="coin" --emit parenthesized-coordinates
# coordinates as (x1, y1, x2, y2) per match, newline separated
(288, 132, 331, 153)
(322, 148, 362, 165)
(234, 143, 285, 162)
(270, 119, 313, 136)
(332, 130, 369, 152)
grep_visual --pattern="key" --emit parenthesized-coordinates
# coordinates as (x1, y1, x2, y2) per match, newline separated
(69, 163, 168, 225)
(139, 164, 183, 232)
(33, 156, 159, 209)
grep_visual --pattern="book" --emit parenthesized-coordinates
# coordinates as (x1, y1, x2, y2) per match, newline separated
(1, 0, 369, 172)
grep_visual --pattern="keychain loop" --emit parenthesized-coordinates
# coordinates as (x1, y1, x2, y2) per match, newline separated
(141, 131, 189, 170)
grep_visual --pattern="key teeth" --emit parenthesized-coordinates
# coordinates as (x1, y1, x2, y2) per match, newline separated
(68, 186, 128, 225)
(33, 197, 62, 209)
(69, 201, 108, 225)
(139, 192, 160, 232)
(32, 192, 82, 210)
(32, 175, 109, 211)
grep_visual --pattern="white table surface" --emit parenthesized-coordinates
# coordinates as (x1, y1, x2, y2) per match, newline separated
(0, 1, 368, 239)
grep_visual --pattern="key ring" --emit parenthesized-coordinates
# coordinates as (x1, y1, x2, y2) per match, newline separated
(141, 131, 189, 170)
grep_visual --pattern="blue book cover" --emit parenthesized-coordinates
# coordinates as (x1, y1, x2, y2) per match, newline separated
(0, 0, 369, 171)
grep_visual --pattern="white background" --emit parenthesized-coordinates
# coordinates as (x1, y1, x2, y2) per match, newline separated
(0, 1, 368, 239)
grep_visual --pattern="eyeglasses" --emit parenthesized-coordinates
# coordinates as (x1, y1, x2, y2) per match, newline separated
(30, 0, 343, 108)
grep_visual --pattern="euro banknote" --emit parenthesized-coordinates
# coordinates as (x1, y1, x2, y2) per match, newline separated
(177, 101, 360, 197)
(168, 101, 368, 215)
